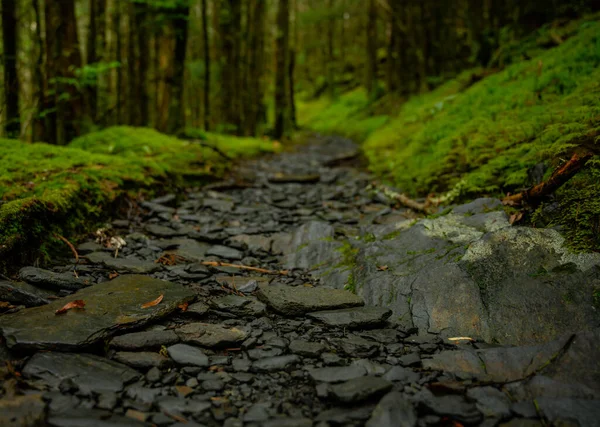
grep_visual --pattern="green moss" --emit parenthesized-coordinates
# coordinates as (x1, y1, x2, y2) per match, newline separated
(1, 126, 277, 267)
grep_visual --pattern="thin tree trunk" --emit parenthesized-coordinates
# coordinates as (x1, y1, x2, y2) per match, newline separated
(134, 2, 149, 125)
(326, 0, 335, 99)
(167, 4, 191, 134)
(201, 0, 210, 130)
(288, 48, 296, 128)
(86, 0, 98, 121)
(365, 0, 377, 97)
(2, 0, 20, 137)
(32, 0, 45, 141)
(274, 0, 290, 139)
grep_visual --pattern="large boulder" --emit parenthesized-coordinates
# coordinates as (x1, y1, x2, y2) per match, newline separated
(295, 199, 600, 345)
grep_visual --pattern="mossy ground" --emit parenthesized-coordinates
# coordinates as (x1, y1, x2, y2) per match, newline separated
(298, 16, 600, 251)
(0, 127, 278, 266)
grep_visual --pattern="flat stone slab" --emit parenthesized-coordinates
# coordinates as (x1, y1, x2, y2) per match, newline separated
(257, 285, 364, 316)
(19, 266, 90, 292)
(175, 323, 249, 348)
(102, 257, 162, 274)
(109, 329, 179, 351)
(22, 352, 141, 394)
(329, 376, 393, 403)
(0, 280, 52, 307)
(167, 343, 209, 367)
(0, 275, 194, 351)
(308, 365, 367, 383)
(307, 306, 393, 328)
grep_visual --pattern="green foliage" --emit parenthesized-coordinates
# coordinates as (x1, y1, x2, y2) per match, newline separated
(0, 126, 276, 264)
(300, 18, 600, 251)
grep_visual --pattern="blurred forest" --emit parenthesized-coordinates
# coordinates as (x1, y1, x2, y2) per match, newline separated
(1, 0, 599, 144)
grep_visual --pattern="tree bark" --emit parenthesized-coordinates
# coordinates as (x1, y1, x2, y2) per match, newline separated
(201, 0, 210, 130)
(365, 0, 377, 97)
(274, 0, 290, 139)
(2, 0, 20, 137)
(167, 3, 191, 134)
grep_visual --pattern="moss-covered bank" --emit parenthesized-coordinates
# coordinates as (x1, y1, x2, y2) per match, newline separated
(298, 16, 600, 251)
(0, 127, 277, 266)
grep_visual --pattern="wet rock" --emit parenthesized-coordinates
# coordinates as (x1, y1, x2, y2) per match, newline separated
(0, 394, 46, 427)
(359, 329, 401, 344)
(262, 418, 313, 427)
(109, 330, 179, 351)
(176, 323, 248, 347)
(466, 386, 511, 418)
(167, 343, 209, 367)
(209, 295, 266, 317)
(0, 275, 194, 351)
(229, 234, 272, 253)
(23, 353, 141, 394)
(307, 306, 392, 328)
(145, 224, 186, 237)
(215, 276, 269, 292)
(112, 351, 170, 369)
(328, 376, 393, 403)
(141, 201, 176, 214)
(289, 340, 326, 357)
(161, 239, 211, 262)
(257, 285, 363, 316)
(252, 355, 300, 372)
(316, 405, 376, 424)
(335, 335, 379, 358)
(0, 280, 52, 307)
(416, 391, 482, 425)
(243, 403, 270, 422)
(19, 267, 89, 292)
(206, 245, 244, 260)
(535, 397, 600, 427)
(102, 258, 162, 274)
(203, 198, 234, 212)
(383, 366, 420, 383)
(366, 391, 417, 427)
(76, 241, 103, 254)
(48, 408, 148, 426)
(308, 365, 367, 383)
(184, 302, 210, 317)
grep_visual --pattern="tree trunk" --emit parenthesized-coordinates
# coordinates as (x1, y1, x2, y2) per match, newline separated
(2, 0, 20, 137)
(288, 48, 296, 128)
(135, 2, 150, 125)
(201, 0, 210, 130)
(86, 0, 98, 121)
(32, 0, 46, 141)
(167, 4, 191, 134)
(326, 0, 335, 99)
(365, 0, 377, 97)
(44, 0, 83, 145)
(273, 0, 290, 139)
(245, 0, 266, 136)
(218, 0, 242, 133)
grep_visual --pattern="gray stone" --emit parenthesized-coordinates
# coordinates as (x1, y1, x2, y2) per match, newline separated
(203, 198, 234, 212)
(112, 351, 170, 369)
(110, 330, 179, 350)
(23, 353, 141, 394)
(335, 335, 379, 358)
(289, 340, 326, 357)
(19, 267, 89, 292)
(466, 386, 511, 418)
(77, 241, 103, 254)
(102, 257, 162, 274)
(262, 418, 312, 427)
(0, 280, 52, 307)
(145, 224, 186, 237)
(418, 393, 482, 425)
(257, 285, 363, 316)
(0, 275, 194, 351)
(141, 201, 176, 214)
(175, 323, 248, 347)
(230, 234, 272, 253)
(252, 355, 300, 372)
(48, 408, 148, 426)
(382, 366, 420, 383)
(161, 239, 211, 262)
(167, 344, 209, 367)
(307, 306, 392, 328)
(329, 376, 393, 403)
(206, 245, 244, 260)
(210, 295, 266, 317)
(308, 365, 367, 383)
(535, 397, 600, 427)
(366, 391, 417, 427)
(452, 198, 503, 215)
(316, 406, 376, 424)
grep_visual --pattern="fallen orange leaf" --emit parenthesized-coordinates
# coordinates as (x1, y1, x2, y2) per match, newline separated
(377, 265, 389, 271)
(141, 294, 164, 309)
(108, 271, 119, 279)
(178, 302, 189, 312)
(55, 300, 85, 315)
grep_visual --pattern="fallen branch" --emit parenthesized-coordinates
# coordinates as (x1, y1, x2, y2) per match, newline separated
(201, 261, 288, 275)
(503, 152, 594, 207)
(373, 183, 437, 214)
(54, 234, 79, 263)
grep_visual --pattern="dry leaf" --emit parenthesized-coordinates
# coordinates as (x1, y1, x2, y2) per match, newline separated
(175, 385, 193, 397)
(448, 336, 474, 342)
(108, 271, 119, 279)
(141, 294, 164, 309)
(377, 265, 389, 271)
(178, 302, 189, 312)
(509, 211, 524, 225)
(55, 300, 85, 315)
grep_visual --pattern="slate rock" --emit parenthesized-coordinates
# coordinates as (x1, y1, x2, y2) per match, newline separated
(329, 376, 393, 403)
(0, 394, 46, 427)
(335, 335, 379, 358)
(23, 353, 141, 394)
(252, 355, 300, 372)
(0, 280, 52, 307)
(102, 258, 162, 274)
(535, 397, 600, 427)
(109, 330, 179, 351)
(161, 239, 211, 262)
(417, 392, 482, 425)
(112, 351, 170, 369)
(307, 306, 392, 328)
(145, 224, 186, 237)
(176, 323, 248, 347)
(0, 275, 194, 351)
(209, 295, 266, 317)
(261, 418, 313, 427)
(19, 267, 89, 292)
(257, 285, 363, 316)
(167, 343, 210, 367)
(289, 340, 326, 357)
(206, 245, 244, 260)
(316, 405, 376, 424)
(141, 201, 176, 214)
(466, 386, 511, 418)
(366, 391, 417, 427)
(308, 365, 367, 383)
(48, 408, 148, 427)
(383, 366, 421, 384)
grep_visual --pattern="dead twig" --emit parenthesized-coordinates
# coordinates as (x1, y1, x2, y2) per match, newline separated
(54, 234, 79, 263)
(503, 152, 594, 208)
(373, 183, 438, 214)
(202, 261, 288, 275)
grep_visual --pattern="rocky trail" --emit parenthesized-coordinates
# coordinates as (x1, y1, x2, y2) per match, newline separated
(0, 135, 599, 427)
